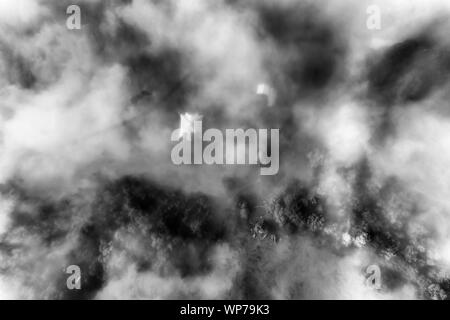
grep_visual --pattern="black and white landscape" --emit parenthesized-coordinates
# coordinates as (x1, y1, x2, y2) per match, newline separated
(1, 0, 450, 300)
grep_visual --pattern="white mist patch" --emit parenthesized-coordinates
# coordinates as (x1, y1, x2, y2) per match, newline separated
(375, 109, 450, 208)
(0, 276, 24, 300)
(268, 237, 417, 299)
(0, 0, 47, 28)
(0, 196, 14, 236)
(0, 61, 130, 188)
(318, 103, 370, 165)
(119, 0, 268, 118)
(97, 244, 240, 299)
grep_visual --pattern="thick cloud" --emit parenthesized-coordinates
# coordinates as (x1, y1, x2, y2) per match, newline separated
(1, 0, 450, 300)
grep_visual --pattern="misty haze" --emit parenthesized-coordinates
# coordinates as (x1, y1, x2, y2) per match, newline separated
(0, 0, 450, 300)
